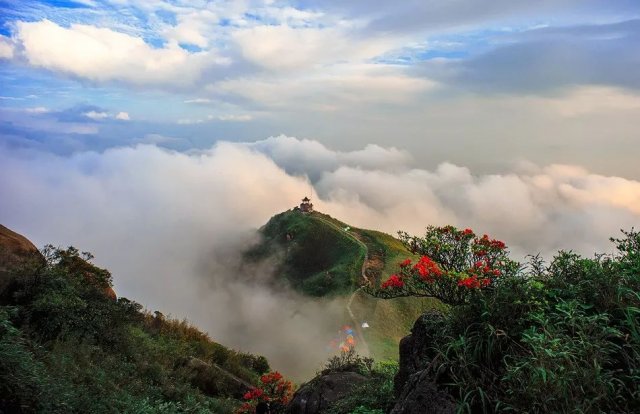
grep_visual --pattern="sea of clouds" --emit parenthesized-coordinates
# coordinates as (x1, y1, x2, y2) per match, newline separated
(1, 135, 639, 378)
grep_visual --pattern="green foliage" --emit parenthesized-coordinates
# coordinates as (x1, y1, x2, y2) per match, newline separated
(321, 349, 374, 376)
(0, 245, 271, 413)
(246, 210, 435, 362)
(370, 227, 640, 413)
(245, 210, 365, 296)
(368, 226, 519, 306)
(323, 358, 398, 414)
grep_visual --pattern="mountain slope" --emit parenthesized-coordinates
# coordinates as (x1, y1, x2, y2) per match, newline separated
(246, 209, 441, 360)
(0, 225, 270, 414)
(245, 210, 366, 297)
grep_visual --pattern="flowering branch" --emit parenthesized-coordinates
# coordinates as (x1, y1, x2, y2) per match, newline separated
(366, 226, 517, 306)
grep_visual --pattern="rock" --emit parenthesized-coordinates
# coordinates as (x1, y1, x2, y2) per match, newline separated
(391, 310, 456, 414)
(0, 224, 44, 295)
(288, 371, 368, 414)
(394, 310, 445, 397)
(0, 224, 117, 301)
(390, 370, 455, 414)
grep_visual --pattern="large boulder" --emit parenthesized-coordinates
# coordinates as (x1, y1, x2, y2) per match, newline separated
(0, 224, 44, 295)
(391, 310, 456, 414)
(0, 224, 117, 300)
(394, 310, 445, 396)
(288, 371, 367, 414)
(390, 370, 455, 414)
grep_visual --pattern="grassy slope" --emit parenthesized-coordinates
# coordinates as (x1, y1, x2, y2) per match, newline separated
(0, 247, 269, 413)
(247, 210, 440, 360)
(245, 210, 366, 297)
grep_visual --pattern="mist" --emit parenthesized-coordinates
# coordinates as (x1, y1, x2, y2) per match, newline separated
(1, 136, 639, 378)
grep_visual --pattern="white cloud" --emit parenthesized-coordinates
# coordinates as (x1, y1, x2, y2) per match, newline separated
(534, 86, 640, 117)
(84, 110, 110, 120)
(177, 118, 204, 125)
(214, 114, 252, 121)
(212, 63, 434, 110)
(162, 9, 218, 48)
(232, 25, 396, 71)
(178, 113, 253, 124)
(0, 35, 14, 59)
(25, 106, 50, 113)
(247, 135, 412, 181)
(115, 111, 130, 120)
(184, 98, 212, 104)
(14, 19, 229, 87)
(1, 136, 639, 376)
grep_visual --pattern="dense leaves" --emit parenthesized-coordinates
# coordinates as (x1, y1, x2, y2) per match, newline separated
(236, 371, 293, 414)
(369, 226, 640, 413)
(0, 245, 276, 413)
(367, 226, 517, 305)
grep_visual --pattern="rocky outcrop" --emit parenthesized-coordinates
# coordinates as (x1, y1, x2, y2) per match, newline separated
(0, 224, 44, 295)
(394, 310, 445, 396)
(391, 310, 455, 414)
(391, 370, 455, 414)
(0, 224, 116, 300)
(288, 371, 367, 414)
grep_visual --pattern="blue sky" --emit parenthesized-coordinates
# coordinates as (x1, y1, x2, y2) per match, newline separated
(1, 0, 639, 175)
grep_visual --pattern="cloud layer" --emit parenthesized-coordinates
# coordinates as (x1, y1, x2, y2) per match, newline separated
(14, 19, 228, 87)
(1, 136, 639, 377)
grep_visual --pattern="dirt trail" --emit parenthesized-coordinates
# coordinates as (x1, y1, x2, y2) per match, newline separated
(311, 215, 372, 356)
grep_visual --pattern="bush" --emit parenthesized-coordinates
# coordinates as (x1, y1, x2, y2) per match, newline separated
(324, 360, 398, 414)
(369, 226, 640, 413)
(1, 245, 273, 413)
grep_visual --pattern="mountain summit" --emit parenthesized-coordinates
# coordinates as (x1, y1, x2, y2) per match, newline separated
(245, 206, 438, 360)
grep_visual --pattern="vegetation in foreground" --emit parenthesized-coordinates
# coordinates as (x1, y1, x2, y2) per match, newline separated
(363, 226, 640, 413)
(0, 245, 275, 413)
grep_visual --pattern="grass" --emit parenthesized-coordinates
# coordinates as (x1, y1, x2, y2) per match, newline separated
(246, 209, 442, 361)
(0, 246, 271, 413)
(246, 209, 366, 296)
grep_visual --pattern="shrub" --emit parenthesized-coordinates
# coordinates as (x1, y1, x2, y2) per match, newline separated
(2, 245, 272, 413)
(366, 226, 518, 306)
(368, 226, 640, 413)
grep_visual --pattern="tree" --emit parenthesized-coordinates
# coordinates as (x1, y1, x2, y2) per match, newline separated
(365, 225, 518, 305)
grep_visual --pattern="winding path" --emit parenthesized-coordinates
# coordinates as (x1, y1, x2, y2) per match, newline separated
(310, 215, 372, 356)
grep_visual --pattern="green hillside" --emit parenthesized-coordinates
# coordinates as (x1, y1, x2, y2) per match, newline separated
(245, 209, 441, 360)
(245, 209, 366, 297)
(0, 243, 270, 413)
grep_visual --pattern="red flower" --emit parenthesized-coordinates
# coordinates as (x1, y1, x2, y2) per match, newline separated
(413, 256, 442, 281)
(462, 228, 474, 236)
(491, 240, 506, 250)
(243, 388, 264, 400)
(399, 258, 412, 268)
(261, 371, 283, 384)
(381, 274, 404, 289)
(458, 276, 481, 289)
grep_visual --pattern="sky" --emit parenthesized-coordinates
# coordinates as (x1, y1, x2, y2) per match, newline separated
(1, 0, 640, 376)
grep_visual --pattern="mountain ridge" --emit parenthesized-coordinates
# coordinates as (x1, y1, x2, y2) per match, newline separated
(245, 208, 441, 360)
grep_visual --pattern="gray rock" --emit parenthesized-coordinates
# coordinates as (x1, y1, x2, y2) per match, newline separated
(391, 369, 455, 414)
(395, 310, 445, 397)
(288, 371, 367, 414)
